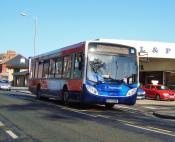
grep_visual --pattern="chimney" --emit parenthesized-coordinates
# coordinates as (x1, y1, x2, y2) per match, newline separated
(6, 51, 16, 60)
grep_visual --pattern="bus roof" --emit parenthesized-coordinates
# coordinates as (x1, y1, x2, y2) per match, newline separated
(30, 39, 136, 60)
(31, 42, 85, 60)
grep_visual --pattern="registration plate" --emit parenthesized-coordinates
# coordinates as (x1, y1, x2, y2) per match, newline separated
(106, 99, 118, 103)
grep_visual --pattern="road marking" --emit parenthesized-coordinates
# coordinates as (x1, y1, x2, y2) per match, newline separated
(35, 99, 98, 118)
(117, 119, 135, 125)
(114, 105, 139, 111)
(6, 130, 18, 139)
(0, 121, 5, 127)
(125, 123, 175, 137)
(97, 114, 110, 119)
(60, 107, 98, 118)
(96, 114, 136, 125)
(147, 126, 172, 133)
(143, 106, 157, 110)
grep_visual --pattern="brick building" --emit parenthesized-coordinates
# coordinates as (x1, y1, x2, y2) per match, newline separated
(0, 51, 16, 80)
(5, 54, 29, 87)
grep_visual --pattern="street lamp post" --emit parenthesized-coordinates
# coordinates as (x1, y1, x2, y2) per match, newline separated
(21, 12, 37, 56)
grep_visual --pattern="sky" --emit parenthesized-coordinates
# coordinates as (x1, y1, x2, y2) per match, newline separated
(1, 0, 175, 57)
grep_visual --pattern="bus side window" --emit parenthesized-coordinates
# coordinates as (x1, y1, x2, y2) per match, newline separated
(49, 59, 56, 78)
(38, 62, 43, 78)
(34, 61, 39, 78)
(73, 53, 84, 79)
(31, 60, 35, 78)
(55, 58, 63, 78)
(63, 55, 72, 79)
(43, 61, 50, 78)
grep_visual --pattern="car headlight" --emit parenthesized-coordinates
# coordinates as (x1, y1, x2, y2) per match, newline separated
(163, 93, 169, 96)
(127, 88, 137, 96)
(86, 85, 98, 95)
(142, 91, 146, 94)
(137, 91, 145, 95)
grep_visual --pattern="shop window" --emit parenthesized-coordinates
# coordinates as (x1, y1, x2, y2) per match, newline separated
(55, 58, 63, 78)
(63, 56, 72, 78)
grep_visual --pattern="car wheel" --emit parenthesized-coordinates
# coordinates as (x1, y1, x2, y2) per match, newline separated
(156, 94, 160, 101)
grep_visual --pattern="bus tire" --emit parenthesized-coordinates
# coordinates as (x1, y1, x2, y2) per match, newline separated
(36, 85, 47, 100)
(63, 91, 70, 105)
(105, 104, 115, 109)
(36, 87, 41, 99)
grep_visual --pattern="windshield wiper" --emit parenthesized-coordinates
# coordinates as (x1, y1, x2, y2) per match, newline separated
(103, 78, 123, 84)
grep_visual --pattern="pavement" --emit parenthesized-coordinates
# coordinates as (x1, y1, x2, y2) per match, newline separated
(10, 87, 175, 120)
(11, 86, 31, 94)
(136, 99, 175, 120)
(153, 110, 175, 119)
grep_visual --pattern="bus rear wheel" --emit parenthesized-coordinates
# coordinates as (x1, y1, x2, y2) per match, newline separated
(105, 104, 115, 109)
(63, 91, 70, 105)
(36, 87, 41, 99)
(36, 87, 47, 100)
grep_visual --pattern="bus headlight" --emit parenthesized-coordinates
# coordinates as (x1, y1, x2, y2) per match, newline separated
(86, 85, 98, 95)
(126, 88, 137, 97)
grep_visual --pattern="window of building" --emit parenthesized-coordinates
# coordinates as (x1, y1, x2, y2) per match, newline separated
(14, 68, 20, 73)
(55, 58, 63, 78)
(63, 56, 72, 78)
(0, 64, 2, 73)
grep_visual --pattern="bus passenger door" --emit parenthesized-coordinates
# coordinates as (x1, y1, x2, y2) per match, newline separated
(68, 53, 84, 92)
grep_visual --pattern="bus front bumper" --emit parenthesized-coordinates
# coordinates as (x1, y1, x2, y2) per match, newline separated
(83, 92, 137, 105)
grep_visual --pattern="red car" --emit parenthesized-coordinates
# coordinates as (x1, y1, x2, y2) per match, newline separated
(141, 84, 175, 101)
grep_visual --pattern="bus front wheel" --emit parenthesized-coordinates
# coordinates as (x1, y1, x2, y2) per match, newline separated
(105, 104, 115, 109)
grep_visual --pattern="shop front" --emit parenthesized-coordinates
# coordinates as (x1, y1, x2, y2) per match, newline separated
(97, 39, 175, 86)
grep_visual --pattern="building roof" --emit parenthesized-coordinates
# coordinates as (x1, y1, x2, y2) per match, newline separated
(0, 51, 16, 64)
(5, 54, 29, 69)
(13, 71, 29, 76)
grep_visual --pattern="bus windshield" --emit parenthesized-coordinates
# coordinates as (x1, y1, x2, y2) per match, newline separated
(87, 44, 138, 84)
